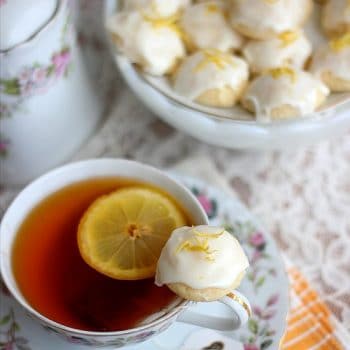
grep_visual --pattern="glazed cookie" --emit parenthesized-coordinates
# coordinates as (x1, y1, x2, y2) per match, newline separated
(229, 0, 313, 40)
(107, 11, 185, 76)
(173, 49, 249, 107)
(155, 226, 249, 302)
(241, 67, 330, 120)
(243, 30, 312, 74)
(321, 0, 350, 37)
(180, 1, 243, 52)
(123, 0, 191, 18)
(310, 33, 350, 91)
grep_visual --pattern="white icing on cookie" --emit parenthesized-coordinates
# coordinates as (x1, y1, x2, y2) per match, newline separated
(322, 0, 350, 35)
(123, 0, 191, 18)
(173, 49, 249, 101)
(155, 226, 249, 289)
(243, 30, 312, 73)
(310, 34, 350, 83)
(230, 0, 312, 38)
(242, 68, 330, 121)
(180, 1, 243, 52)
(107, 11, 185, 75)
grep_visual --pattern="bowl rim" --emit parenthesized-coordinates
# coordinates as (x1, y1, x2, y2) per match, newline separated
(115, 53, 350, 129)
(139, 68, 350, 127)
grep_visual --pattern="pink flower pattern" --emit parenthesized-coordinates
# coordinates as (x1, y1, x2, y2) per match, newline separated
(191, 188, 217, 219)
(0, 135, 9, 156)
(197, 194, 213, 215)
(51, 49, 71, 78)
(249, 232, 265, 249)
(0, 13, 72, 123)
(244, 345, 259, 350)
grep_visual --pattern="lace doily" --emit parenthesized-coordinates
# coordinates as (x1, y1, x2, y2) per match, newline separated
(1, 0, 349, 335)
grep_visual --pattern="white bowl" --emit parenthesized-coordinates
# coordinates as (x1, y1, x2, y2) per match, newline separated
(104, 0, 350, 150)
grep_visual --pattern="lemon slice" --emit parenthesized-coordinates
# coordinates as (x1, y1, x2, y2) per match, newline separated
(78, 186, 187, 280)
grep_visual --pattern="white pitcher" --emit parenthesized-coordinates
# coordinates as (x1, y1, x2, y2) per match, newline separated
(0, 0, 102, 185)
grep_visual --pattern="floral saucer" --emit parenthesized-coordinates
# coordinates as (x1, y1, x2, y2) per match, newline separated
(0, 175, 289, 350)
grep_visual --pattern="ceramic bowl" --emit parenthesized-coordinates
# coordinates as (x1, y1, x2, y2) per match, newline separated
(104, 0, 350, 150)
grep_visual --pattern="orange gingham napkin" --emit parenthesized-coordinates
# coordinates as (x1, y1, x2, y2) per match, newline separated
(281, 260, 349, 350)
(172, 156, 350, 350)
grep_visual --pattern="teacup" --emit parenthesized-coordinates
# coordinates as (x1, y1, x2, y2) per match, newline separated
(0, 158, 251, 348)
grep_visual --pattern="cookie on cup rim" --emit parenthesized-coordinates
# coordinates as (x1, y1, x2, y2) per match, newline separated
(155, 226, 249, 302)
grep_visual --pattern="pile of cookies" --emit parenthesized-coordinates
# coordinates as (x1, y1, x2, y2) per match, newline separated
(107, 0, 350, 121)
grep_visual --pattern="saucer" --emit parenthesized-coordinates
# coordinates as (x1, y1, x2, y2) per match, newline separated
(0, 175, 289, 350)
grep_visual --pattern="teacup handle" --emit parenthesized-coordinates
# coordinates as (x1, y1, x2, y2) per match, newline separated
(176, 291, 251, 331)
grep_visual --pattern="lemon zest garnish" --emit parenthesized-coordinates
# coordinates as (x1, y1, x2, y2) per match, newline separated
(143, 13, 179, 27)
(330, 33, 350, 53)
(175, 232, 219, 262)
(143, 12, 191, 45)
(268, 67, 297, 83)
(175, 226, 224, 261)
(175, 238, 209, 253)
(192, 228, 225, 238)
(206, 4, 220, 14)
(194, 49, 235, 72)
(278, 31, 299, 48)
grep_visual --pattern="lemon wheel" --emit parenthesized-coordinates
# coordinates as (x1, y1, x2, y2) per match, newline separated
(77, 186, 187, 280)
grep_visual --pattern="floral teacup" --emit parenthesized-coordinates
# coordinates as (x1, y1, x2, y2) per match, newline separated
(0, 159, 251, 348)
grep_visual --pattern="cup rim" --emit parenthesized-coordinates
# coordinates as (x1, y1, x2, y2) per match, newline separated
(0, 158, 208, 336)
(0, 0, 61, 54)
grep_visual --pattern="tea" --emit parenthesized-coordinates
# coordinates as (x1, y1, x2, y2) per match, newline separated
(12, 178, 192, 332)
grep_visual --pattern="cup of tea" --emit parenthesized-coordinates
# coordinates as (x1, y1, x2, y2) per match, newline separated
(0, 159, 251, 348)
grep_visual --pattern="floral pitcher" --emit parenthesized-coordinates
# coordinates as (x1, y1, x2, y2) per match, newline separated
(0, 0, 102, 185)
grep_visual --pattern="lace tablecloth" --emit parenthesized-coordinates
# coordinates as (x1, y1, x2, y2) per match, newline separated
(1, 0, 350, 336)
(83, 87, 350, 334)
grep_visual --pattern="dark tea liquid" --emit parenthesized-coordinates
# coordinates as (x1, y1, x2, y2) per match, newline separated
(12, 178, 191, 332)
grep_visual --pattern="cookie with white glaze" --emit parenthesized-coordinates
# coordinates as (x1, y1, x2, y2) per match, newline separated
(107, 11, 185, 76)
(321, 0, 350, 37)
(241, 67, 330, 120)
(229, 0, 313, 40)
(310, 33, 350, 91)
(155, 226, 249, 302)
(123, 0, 191, 18)
(180, 1, 243, 52)
(243, 30, 312, 74)
(173, 49, 249, 107)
